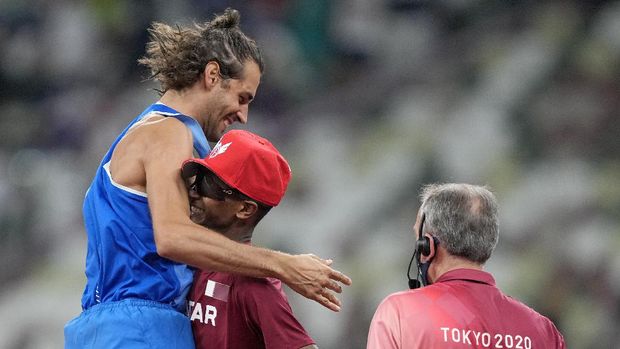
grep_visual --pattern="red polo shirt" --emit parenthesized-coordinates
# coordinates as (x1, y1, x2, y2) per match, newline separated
(367, 269, 565, 348)
(188, 270, 315, 349)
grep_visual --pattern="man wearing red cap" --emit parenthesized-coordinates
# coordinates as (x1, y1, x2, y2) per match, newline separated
(367, 183, 566, 349)
(182, 130, 317, 349)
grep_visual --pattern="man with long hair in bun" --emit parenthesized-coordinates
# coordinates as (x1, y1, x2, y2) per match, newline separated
(64, 8, 351, 349)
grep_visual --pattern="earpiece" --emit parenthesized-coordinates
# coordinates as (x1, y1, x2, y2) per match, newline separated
(407, 213, 428, 289)
(415, 236, 431, 259)
(415, 214, 431, 259)
(407, 213, 439, 289)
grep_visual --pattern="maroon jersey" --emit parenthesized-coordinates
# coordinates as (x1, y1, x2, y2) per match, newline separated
(188, 270, 315, 349)
(367, 269, 565, 348)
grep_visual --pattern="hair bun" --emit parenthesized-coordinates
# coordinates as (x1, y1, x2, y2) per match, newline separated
(210, 8, 240, 29)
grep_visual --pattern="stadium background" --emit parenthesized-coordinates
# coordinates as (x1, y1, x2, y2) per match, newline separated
(1, 0, 619, 348)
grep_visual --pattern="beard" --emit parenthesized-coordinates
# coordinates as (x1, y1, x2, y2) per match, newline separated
(190, 203, 233, 233)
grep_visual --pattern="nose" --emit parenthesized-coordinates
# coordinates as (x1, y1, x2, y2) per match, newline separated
(237, 106, 248, 124)
(188, 183, 201, 199)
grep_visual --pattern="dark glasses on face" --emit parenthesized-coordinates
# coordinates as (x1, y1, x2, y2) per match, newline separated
(191, 173, 234, 201)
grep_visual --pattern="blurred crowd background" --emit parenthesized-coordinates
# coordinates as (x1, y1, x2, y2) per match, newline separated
(1, 0, 619, 348)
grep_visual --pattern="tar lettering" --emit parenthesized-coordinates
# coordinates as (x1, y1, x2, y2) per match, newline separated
(188, 300, 217, 326)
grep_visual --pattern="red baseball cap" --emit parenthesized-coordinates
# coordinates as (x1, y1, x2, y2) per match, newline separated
(181, 130, 291, 207)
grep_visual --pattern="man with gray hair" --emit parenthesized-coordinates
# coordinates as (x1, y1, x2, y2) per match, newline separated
(367, 183, 565, 348)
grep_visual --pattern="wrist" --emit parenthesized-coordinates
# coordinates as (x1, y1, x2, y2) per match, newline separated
(267, 250, 291, 281)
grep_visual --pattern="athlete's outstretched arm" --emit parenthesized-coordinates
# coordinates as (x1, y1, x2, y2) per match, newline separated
(143, 119, 351, 311)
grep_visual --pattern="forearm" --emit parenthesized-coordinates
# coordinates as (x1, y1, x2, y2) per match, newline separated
(140, 120, 350, 311)
(155, 217, 351, 312)
(156, 219, 289, 278)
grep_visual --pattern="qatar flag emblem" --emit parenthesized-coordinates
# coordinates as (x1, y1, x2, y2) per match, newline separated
(205, 280, 230, 302)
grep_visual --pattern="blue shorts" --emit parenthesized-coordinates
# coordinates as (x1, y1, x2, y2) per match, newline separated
(64, 298, 194, 349)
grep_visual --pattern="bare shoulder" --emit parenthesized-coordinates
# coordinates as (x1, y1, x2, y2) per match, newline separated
(133, 115, 192, 148)
(110, 115, 193, 191)
(118, 115, 193, 161)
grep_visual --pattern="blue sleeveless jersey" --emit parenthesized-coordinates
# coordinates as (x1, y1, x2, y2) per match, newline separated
(81, 103, 210, 312)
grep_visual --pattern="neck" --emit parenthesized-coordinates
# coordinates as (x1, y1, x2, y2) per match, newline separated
(429, 249, 483, 283)
(159, 88, 204, 128)
(222, 224, 255, 244)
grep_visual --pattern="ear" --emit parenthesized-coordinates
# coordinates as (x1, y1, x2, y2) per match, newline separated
(204, 61, 221, 88)
(236, 200, 258, 220)
(420, 233, 437, 264)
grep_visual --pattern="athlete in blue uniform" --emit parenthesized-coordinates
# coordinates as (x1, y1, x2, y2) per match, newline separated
(64, 8, 351, 349)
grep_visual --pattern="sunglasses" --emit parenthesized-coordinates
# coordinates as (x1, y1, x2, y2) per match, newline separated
(190, 173, 236, 201)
